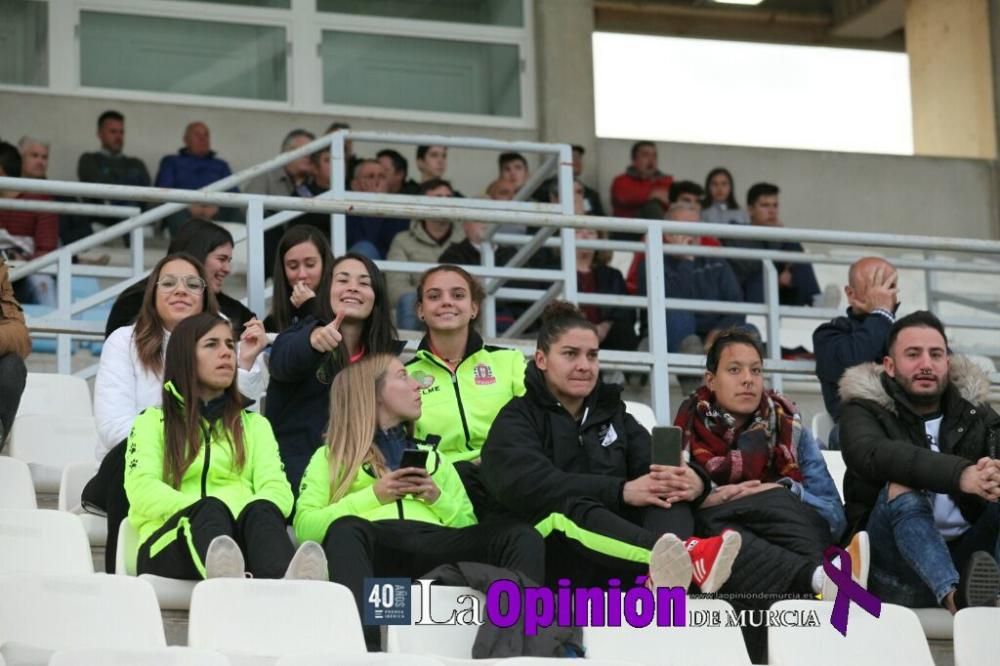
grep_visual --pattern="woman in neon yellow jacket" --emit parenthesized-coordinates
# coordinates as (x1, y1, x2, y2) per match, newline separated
(404, 265, 526, 516)
(124, 312, 327, 580)
(294, 353, 544, 651)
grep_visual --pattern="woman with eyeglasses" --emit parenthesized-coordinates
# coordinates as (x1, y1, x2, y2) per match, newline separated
(266, 253, 403, 491)
(85, 253, 269, 572)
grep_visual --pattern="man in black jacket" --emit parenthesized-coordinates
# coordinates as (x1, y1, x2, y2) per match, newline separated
(813, 257, 898, 448)
(839, 311, 1000, 611)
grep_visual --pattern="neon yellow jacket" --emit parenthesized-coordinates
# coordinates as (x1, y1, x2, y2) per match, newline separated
(406, 332, 526, 462)
(124, 384, 294, 548)
(294, 441, 477, 544)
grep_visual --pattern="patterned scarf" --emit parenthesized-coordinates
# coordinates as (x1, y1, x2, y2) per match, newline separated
(674, 385, 803, 485)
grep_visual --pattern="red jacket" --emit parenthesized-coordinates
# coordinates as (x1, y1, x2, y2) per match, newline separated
(610, 169, 674, 218)
(0, 192, 59, 258)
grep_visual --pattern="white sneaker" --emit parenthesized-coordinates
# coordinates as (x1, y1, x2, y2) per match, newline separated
(649, 533, 694, 590)
(204, 535, 246, 579)
(284, 541, 329, 581)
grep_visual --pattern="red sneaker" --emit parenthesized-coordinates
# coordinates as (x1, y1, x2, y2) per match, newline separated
(685, 530, 742, 593)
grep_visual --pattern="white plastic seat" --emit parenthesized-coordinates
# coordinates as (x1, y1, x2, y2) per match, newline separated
(115, 518, 196, 611)
(50, 647, 231, 666)
(624, 400, 657, 433)
(0, 508, 93, 575)
(767, 599, 934, 666)
(59, 461, 107, 546)
(385, 585, 484, 658)
(583, 598, 751, 666)
(0, 457, 36, 509)
(188, 579, 366, 659)
(0, 574, 165, 657)
(811, 411, 835, 445)
(8, 414, 100, 492)
(913, 607, 954, 640)
(277, 654, 443, 666)
(15, 372, 93, 418)
(953, 607, 1000, 666)
(820, 450, 846, 501)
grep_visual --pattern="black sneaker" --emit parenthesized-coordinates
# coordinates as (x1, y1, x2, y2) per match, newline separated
(957, 551, 1000, 609)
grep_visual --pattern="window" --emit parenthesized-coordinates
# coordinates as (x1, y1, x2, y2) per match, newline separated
(317, 0, 523, 27)
(80, 12, 287, 102)
(0, 0, 48, 87)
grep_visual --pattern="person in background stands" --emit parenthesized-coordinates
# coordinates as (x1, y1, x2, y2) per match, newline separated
(377, 148, 421, 195)
(572, 144, 605, 216)
(416, 145, 448, 183)
(343, 159, 409, 260)
(498, 151, 529, 194)
(326, 121, 360, 189)
(812, 257, 898, 449)
(265, 226, 334, 334)
(609, 141, 673, 240)
(702, 167, 749, 226)
(0, 254, 29, 451)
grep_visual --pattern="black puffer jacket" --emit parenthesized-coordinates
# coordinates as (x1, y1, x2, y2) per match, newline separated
(481, 361, 709, 522)
(838, 355, 1000, 533)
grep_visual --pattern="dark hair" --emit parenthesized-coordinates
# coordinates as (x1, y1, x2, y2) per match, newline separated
(168, 219, 234, 267)
(270, 226, 334, 332)
(376, 149, 407, 176)
(630, 140, 656, 161)
(0, 142, 22, 178)
(326, 121, 350, 133)
(703, 167, 740, 209)
(282, 129, 315, 151)
(571, 144, 585, 155)
(321, 253, 398, 381)
(417, 265, 486, 334)
(546, 177, 582, 201)
(161, 312, 245, 488)
(135, 253, 219, 374)
(97, 110, 124, 128)
(416, 145, 446, 161)
(635, 200, 666, 220)
(536, 301, 598, 353)
(669, 180, 704, 204)
(705, 328, 765, 373)
(747, 182, 779, 207)
(418, 178, 453, 196)
(887, 310, 948, 355)
(498, 152, 527, 171)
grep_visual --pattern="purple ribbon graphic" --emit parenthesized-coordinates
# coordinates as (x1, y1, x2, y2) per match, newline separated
(822, 545, 881, 636)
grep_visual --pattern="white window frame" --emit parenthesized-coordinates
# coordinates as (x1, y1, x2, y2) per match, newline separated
(1, 0, 536, 129)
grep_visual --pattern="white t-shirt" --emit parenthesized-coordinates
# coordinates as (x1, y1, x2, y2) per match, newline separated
(924, 415, 970, 540)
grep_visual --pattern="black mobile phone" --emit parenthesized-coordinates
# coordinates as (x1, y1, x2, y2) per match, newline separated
(399, 449, 429, 471)
(650, 426, 683, 467)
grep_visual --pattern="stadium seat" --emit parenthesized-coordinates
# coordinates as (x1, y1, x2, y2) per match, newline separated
(188, 579, 366, 659)
(115, 518, 196, 611)
(0, 574, 165, 660)
(811, 411, 834, 446)
(16, 372, 92, 418)
(953, 607, 1000, 666)
(277, 654, 443, 666)
(8, 414, 99, 493)
(0, 457, 37, 509)
(58, 462, 107, 546)
(385, 585, 484, 658)
(582, 597, 751, 666)
(820, 450, 845, 501)
(912, 608, 953, 640)
(767, 599, 934, 666)
(624, 400, 657, 432)
(50, 647, 231, 666)
(0, 509, 93, 575)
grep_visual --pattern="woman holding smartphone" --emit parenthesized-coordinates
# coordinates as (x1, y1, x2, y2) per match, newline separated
(294, 354, 545, 650)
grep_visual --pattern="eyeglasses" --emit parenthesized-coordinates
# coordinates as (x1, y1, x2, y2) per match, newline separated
(156, 274, 207, 294)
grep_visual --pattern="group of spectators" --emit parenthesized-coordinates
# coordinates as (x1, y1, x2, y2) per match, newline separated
(0, 115, 998, 660)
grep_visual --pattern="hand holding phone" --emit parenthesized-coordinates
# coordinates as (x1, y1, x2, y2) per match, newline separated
(651, 426, 683, 467)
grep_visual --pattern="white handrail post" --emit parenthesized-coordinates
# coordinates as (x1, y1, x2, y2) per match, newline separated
(130, 226, 144, 279)
(246, 198, 267, 318)
(557, 143, 576, 306)
(763, 260, 783, 393)
(331, 131, 347, 256)
(481, 236, 498, 338)
(56, 252, 73, 374)
(646, 224, 670, 424)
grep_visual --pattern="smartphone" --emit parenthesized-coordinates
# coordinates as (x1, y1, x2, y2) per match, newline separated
(650, 426, 683, 467)
(399, 449, 429, 471)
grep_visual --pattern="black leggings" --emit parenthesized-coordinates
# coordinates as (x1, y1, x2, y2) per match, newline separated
(138, 496, 295, 580)
(81, 440, 128, 573)
(0, 352, 26, 450)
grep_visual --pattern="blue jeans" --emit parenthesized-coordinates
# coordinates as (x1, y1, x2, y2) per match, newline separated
(396, 292, 420, 331)
(666, 311, 697, 353)
(866, 486, 1000, 606)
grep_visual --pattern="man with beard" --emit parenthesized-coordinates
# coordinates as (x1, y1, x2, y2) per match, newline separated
(839, 311, 1000, 611)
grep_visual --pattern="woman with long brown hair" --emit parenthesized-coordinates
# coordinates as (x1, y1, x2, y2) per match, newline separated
(125, 312, 326, 580)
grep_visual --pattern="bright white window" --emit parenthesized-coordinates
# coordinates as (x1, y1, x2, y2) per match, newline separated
(593, 32, 914, 155)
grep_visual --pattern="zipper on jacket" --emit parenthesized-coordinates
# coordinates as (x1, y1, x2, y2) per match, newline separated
(426, 355, 473, 450)
(395, 498, 405, 519)
(199, 423, 212, 498)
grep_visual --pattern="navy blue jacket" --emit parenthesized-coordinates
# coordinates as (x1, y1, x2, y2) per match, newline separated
(155, 149, 235, 191)
(636, 255, 744, 338)
(812, 308, 893, 420)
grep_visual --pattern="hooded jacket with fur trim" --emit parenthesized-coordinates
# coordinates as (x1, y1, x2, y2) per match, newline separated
(837, 355, 1000, 533)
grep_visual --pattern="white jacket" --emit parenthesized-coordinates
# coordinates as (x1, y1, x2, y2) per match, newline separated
(93, 324, 266, 461)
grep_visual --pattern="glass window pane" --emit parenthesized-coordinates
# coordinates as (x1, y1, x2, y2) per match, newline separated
(0, 0, 48, 87)
(169, 0, 290, 7)
(80, 12, 287, 101)
(317, 0, 522, 27)
(321, 31, 520, 117)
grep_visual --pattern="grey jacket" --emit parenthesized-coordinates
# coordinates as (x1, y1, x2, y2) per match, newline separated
(386, 219, 465, 306)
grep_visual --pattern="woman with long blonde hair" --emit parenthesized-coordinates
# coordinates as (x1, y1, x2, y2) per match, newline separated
(294, 353, 545, 651)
